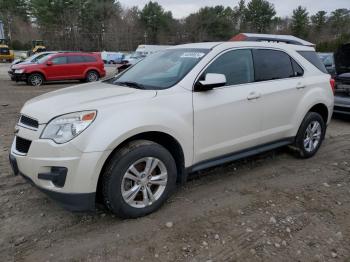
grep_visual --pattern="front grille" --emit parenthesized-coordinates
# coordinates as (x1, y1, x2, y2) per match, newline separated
(20, 115, 39, 129)
(16, 136, 32, 154)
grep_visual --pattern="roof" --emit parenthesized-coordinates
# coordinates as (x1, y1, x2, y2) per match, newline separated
(168, 42, 223, 50)
(230, 33, 315, 47)
(170, 41, 314, 51)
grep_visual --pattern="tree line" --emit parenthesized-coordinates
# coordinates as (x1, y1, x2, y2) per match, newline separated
(0, 0, 349, 52)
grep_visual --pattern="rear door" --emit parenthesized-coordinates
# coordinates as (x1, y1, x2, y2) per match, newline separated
(67, 55, 86, 78)
(251, 49, 306, 142)
(44, 55, 69, 80)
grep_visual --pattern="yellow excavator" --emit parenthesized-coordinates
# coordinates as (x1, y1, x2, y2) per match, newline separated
(28, 40, 47, 56)
(0, 39, 14, 62)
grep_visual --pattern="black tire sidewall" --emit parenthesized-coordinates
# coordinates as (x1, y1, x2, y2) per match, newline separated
(28, 73, 43, 86)
(86, 71, 99, 82)
(103, 141, 177, 218)
(295, 112, 325, 158)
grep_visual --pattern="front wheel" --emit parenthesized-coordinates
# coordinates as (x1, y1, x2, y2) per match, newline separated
(294, 112, 325, 158)
(102, 140, 177, 218)
(27, 73, 44, 86)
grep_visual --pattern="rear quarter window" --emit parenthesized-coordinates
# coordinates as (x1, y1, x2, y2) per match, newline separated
(298, 51, 328, 74)
(68, 55, 86, 63)
(84, 56, 97, 62)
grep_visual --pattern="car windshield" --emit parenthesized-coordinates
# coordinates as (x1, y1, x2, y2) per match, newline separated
(106, 48, 209, 90)
(27, 53, 51, 63)
(37, 54, 54, 64)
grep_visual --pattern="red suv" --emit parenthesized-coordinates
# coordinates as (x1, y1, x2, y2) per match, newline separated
(12, 52, 106, 86)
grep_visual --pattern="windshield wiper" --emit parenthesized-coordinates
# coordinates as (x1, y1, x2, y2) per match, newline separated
(113, 81, 145, 89)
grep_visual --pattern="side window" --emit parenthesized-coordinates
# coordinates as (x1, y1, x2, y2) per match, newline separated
(291, 59, 304, 77)
(84, 56, 97, 62)
(68, 55, 85, 64)
(253, 49, 294, 81)
(204, 49, 254, 86)
(51, 56, 67, 65)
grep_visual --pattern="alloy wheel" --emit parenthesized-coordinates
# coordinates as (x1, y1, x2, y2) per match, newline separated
(88, 72, 98, 82)
(31, 75, 43, 86)
(121, 157, 168, 208)
(303, 120, 322, 153)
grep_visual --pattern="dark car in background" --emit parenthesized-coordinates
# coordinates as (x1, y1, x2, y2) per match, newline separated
(12, 52, 106, 86)
(318, 52, 336, 77)
(334, 43, 350, 95)
(318, 44, 350, 116)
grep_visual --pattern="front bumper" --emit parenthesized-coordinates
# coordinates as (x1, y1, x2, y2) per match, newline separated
(8, 70, 16, 80)
(9, 153, 95, 211)
(9, 123, 111, 212)
(12, 73, 27, 82)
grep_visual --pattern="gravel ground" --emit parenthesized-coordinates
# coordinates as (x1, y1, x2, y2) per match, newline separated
(0, 63, 350, 262)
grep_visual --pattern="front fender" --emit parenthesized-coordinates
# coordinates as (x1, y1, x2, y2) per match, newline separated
(71, 90, 194, 167)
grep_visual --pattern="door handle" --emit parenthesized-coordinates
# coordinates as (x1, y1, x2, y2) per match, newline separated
(296, 83, 306, 89)
(247, 92, 261, 100)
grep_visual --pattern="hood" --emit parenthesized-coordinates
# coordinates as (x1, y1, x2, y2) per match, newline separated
(335, 43, 350, 75)
(21, 82, 157, 123)
(12, 62, 39, 70)
(11, 59, 23, 66)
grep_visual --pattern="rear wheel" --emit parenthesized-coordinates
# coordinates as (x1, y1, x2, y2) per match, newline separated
(27, 73, 44, 86)
(85, 70, 99, 82)
(293, 112, 325, 158)
(102, 140, 177, 218)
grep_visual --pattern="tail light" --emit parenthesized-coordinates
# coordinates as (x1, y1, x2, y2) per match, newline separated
(330, 78, 335, 94)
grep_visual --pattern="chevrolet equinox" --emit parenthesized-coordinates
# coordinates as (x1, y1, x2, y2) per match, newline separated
(9, 42, 334, 218)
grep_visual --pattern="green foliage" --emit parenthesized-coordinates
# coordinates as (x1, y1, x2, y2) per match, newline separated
(244, 0, 276, 33)
(0, 0, 28, 18)
(328, 9, 350, 36)
(140, 1, 174, 44)
(317, 34, 350, 52)
(186, 6, 235, 41)
(291, 6, 309, 38)
(311, 11, 327, 31)
(2, 0, 350, 52)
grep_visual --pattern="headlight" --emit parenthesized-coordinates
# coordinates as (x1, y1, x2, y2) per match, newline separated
(15, 69, 24, 74)
(41, 111, 97, 144)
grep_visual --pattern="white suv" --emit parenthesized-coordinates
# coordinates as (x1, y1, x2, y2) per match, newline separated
(9, 41, 334, 218)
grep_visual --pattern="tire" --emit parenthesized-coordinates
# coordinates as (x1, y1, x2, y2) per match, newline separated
(293, 112, 326, 158)
(102, 140, 177, 218)
(85, 70, 99, 82)
(27, 73, 44, 86)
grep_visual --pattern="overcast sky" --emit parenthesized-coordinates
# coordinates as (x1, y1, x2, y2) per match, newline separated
(119, 0, 349, 19)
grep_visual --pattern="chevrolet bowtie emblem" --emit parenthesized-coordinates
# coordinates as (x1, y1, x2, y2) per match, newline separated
(14, 127, 19, 134)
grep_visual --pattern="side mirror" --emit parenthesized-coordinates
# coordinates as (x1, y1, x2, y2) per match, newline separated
(195, 73, 226, 92)
(46, 61, 53, 66)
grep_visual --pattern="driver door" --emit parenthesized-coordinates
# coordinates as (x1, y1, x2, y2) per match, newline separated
(193, 49, 263, 164)
(44, 55, 68, 80)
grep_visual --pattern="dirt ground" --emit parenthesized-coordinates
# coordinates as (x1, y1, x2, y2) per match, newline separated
(0, 63, 350, 262)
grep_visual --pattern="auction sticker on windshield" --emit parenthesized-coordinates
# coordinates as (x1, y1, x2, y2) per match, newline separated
(180, 52, 205, 59)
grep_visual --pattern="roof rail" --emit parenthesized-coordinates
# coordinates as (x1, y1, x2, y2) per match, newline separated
(230, 33, 315, 47)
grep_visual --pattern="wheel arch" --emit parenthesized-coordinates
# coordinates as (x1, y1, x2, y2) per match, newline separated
(84, 68, 100, 78)
(308, 103, 329, 124)
(96, 131, 187, 203)
(26, 71, 46, 80)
